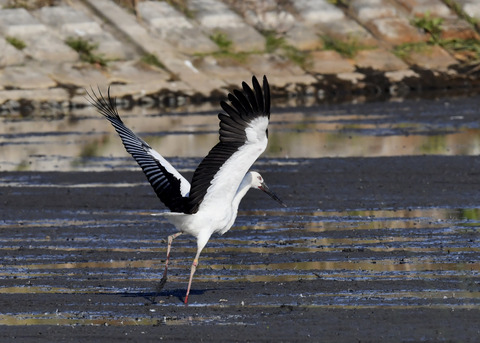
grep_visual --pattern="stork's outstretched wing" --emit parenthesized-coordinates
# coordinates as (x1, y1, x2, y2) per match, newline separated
(185, 75, 270, 214)
(87, 88, 190, 213)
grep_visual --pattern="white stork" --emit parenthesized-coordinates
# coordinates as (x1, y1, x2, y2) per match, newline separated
(88, 76, 286, 304)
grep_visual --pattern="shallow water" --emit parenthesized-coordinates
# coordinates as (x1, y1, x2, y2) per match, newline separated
(1, 96, 480, 328)
(0, 205, 478, 325)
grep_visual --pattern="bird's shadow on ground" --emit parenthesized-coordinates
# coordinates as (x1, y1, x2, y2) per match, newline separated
(121, 288, 210, 304)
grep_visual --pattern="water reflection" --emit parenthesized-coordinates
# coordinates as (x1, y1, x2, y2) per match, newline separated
(0, 205, 478, 325)
(1, 207, 478, 281)
(2, 96, 480, 171)
(0, 312, 217, 326)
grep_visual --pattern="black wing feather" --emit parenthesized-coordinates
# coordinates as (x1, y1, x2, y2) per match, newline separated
(220, 101, 239, 118)
(252, 76, 264, 114)
(220, 102, 250, 129)
(233, 89, 253, 114)
(218, 114, 247, 142)
(243, 81, 258, 113)
(185, 75, 270, 214)
(263, 76, 270, 119)
(86, 87, 188, 213)
(227, 93, 249, 120)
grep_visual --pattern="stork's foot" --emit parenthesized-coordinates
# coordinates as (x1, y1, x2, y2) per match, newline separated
(156, 276, 168, 293)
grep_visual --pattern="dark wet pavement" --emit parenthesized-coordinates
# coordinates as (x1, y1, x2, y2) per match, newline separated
(1, 96, 480, 341)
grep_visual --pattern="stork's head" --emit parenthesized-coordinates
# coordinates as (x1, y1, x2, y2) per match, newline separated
(250, 171, 287, 207)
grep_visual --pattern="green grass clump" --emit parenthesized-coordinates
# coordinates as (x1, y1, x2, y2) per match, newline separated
(4, 0, 54, 10)
(201, 32, 249, 63)
(395, 11, 480, 62)
(265, 32, 286, 53)
(393, 42, 430, 59)
(65, 37, 108, 67)
(326, 0, 349, 6)
(442, 0, 479, 28)
(210, 32, 233, 53)
(321, 35, 371, 58)
(141, 53, 165, 69)
(6, 36, 26, 50)
(263, 31, 310, 68)
(282, 45, 309, 68)
(441, 38, 480, 60)
(411, 12, 444, 43)
(165, 0, 195, 19)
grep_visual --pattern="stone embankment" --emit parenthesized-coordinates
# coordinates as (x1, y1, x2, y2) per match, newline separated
(1, 0, 480, 114)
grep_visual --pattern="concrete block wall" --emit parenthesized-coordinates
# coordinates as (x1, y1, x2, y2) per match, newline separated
(0, 0, 479, 111)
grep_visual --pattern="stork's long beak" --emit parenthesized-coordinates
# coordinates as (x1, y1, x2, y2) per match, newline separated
(259, 182, 287, 207)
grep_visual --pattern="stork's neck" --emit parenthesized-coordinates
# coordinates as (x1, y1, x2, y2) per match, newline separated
(232, 172, 254, 211)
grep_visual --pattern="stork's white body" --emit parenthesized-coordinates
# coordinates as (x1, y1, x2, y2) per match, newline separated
(89, 76, 284, 304)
